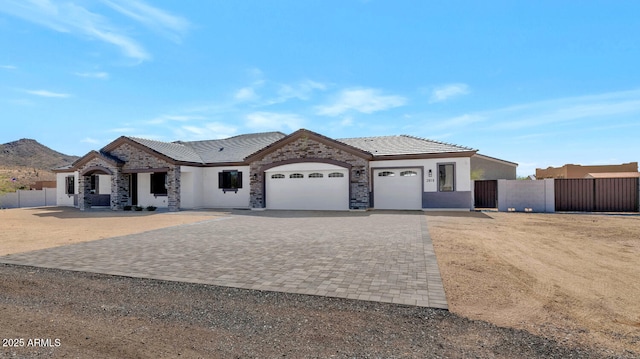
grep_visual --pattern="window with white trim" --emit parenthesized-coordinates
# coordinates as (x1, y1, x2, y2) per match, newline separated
(438, 164, 455, 192)
(65, 176, 75, 194)
(289, 173, 304, 179)
(271, 174, 285, 179)
(308, 173, 323, 178)
(378, 171, 395, 177)
(400, 171, 418, 177)
(328, 172, 344, 178)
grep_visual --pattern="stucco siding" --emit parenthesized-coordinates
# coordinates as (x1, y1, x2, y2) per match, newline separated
(56, 172, 77, 207)
(137, 173, 170, 208)
(203, 166, 251, 208)
(370, 157, 472, 192)
(471, 155, 517, 180)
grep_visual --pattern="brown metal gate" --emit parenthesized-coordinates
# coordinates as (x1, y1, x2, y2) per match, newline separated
(474, 180, 497, 208)
(555, 178, 639, 212)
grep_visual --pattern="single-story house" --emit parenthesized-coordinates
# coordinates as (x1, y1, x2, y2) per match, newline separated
(53, 129, 516, 211)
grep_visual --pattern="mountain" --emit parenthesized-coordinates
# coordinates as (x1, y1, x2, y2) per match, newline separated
(0, 139, 79, 192)
(0, 139, 79, 169)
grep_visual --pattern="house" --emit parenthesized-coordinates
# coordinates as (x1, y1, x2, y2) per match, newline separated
(53, 129, 515, 211)
(536, 162, 638, 179)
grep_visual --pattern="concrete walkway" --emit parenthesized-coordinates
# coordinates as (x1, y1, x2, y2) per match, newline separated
(0, 211, 448, 309)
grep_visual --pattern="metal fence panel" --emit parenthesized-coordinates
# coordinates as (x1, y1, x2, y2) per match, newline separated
(474, 180, 497, 208)
(555, 178, 638, 212)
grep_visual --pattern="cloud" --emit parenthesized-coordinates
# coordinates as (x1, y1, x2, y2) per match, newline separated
(101, 0, 190, 43)
(81, 137, 101, 144)
(75, 71, 109, 79)
(24, 89, 71, 98)
(316, 88, 407, 116)
(487, 89, 640, 130)
(234, 87, 258, 102)
(246, 112, 304, 132)
(0, 0, 176, 62)
(147, 114, 205, 124)
(429, 83, 470, 103)
(275, 80, 327, 103)
(1, 65, 17, 70)
(431, 113, 485, 130)
(175, 123, 238, 140)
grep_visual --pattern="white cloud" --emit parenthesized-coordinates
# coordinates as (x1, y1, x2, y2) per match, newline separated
(81, 137, 101, 144)
(108, 127, 136, 133)
(24, 89, 71, 98)
(316, 88, 407, 116)
(234, 87, 258, 102)
(429, 83, 470, 103)
(246, 112, 304, 132)
(147, 114, 205, 124)
(0, 0, 164, 62)
(175, 123, 238, 140)
(275, 80, 327, 103)
(487, 89, 640, 130)
(1, 65, 17, 70)
(75, 71, 109, 79)
(432, 114, 485, 130)
(101, 0, 190, 43)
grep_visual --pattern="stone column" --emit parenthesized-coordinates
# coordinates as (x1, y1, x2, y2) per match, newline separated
(167, 166, 181, 212)
(110, 170, 130, 211)
(78, 175, 92, 211)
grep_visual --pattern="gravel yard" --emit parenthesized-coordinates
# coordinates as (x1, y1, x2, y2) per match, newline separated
(0, 264, 624, 358)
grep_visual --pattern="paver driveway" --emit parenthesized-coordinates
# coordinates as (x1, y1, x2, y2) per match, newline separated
(0, 210, 447, 308)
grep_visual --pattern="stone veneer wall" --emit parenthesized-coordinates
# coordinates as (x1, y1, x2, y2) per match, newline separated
(108, 143, 181, 211)
(76, 157, 123, 211)
(249, 137, 370, 209)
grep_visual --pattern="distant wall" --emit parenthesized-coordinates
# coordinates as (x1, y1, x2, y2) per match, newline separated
(497, 179, 554, 213)
(0, 188, 57, 209)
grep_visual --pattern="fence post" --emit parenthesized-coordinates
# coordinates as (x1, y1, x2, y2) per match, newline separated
(544, 179, 555, 213)
(497, 179, 507, 212)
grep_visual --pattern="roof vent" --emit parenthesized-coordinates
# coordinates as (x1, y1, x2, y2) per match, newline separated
(219, 147, 224, 151)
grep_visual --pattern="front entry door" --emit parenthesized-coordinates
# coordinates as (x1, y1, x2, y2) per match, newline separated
(130, 173, 138, 206)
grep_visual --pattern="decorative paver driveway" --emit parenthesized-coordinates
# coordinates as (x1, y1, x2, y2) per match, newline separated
(0, 211, 447, 309)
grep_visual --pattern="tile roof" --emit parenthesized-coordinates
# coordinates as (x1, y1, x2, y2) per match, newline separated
(337, 135, 475, 156)
(128, 132, 286, 164)
(128, 137, 203, 163)
(181, 132, 286, 163)
(122, 132, 473, 165)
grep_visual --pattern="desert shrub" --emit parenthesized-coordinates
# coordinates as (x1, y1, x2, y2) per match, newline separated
(146, 205, 157, 211)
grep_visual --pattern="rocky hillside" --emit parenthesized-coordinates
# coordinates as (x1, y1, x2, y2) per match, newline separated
(0, 139, 79, 192)
(0, 139, 78, 169)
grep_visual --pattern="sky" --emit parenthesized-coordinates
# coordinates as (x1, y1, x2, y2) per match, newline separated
(1, 1, 639, 176)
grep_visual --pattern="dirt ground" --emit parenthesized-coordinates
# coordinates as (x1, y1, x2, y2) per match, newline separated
(0, 207, 639, 357)
(0, 207, 221, 256)
(427, 211, 640, 354)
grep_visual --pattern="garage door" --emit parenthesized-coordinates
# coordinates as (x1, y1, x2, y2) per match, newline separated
(373, 168, 422, 210)
(265, 163, 349, 210)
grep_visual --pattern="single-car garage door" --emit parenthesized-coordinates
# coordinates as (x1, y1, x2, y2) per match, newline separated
(373, 168, 422, 210)
(265, 163, 349, 210)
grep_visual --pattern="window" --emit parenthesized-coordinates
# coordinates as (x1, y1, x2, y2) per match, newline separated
(150, 172, 168, 195)
(65, 176, 75, 194)
(400, 171, 418, 177)
(308, 173, 323, 178)
(290, 173, 304, 179)
(271, 174, 285, 179)
(328, 172, 344, 178)
(378, 171, 395, 177)
(219, 170, 242, 192)
(438, 164, 455, 192)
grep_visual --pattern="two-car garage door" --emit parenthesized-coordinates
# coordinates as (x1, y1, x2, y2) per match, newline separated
(265, 163, 349, 210)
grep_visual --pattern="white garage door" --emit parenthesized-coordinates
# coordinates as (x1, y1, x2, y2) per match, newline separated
(265, 163, 349, 210)
(373, 168, 422, 210)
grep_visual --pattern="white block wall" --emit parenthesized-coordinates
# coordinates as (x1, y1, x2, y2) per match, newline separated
(497, 179, 555, 213)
